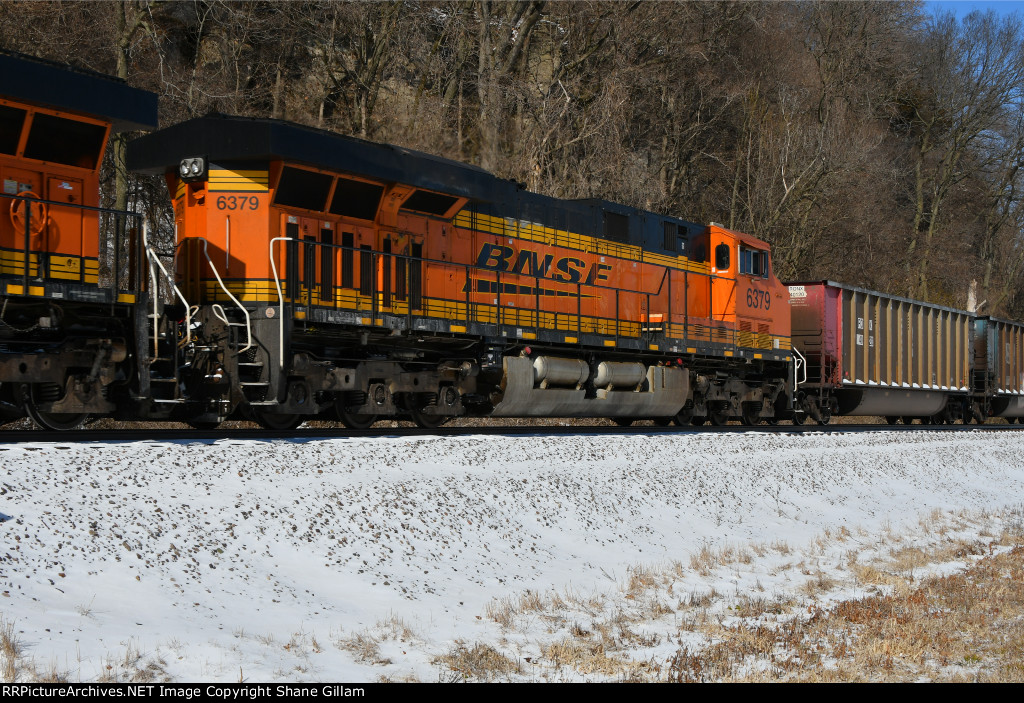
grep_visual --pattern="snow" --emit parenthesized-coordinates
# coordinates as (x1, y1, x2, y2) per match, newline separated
(1, 428, 1022, 682)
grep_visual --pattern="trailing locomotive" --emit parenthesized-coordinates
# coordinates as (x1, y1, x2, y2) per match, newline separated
(1, 51, 1022, 431)
(0, 51, 156, 429)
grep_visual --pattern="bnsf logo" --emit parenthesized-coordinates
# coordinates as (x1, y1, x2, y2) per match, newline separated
(475, 243, 612, 285)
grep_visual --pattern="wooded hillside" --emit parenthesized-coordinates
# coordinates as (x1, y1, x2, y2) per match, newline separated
(3, 0, 1023, 317)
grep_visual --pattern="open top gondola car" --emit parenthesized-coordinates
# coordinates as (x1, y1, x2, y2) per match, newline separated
(0, 51, 157, 429)
(973, 316, 1024, 422)
(787, 281, 974, 424)
(127, 114, 793, 429)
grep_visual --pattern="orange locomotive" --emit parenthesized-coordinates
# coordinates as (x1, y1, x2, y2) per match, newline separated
(0, 51, 156, 429)
(127, 115, 794, 428)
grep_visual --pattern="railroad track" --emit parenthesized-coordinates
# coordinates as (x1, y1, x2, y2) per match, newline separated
(0, 422, 1021, 444)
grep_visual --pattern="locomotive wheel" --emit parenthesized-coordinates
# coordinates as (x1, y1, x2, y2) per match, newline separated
(671, 408, 693, 426)
(22, 383, 87, 431)
(336, 410, 376, 430)
(709, 409, 730, 426)
(611, 417, 634, 427)
(740, 407, 761, 426)
(253, 410, 304, 431)
(408, 405, 446, 429)
(816, 407, 832, 426)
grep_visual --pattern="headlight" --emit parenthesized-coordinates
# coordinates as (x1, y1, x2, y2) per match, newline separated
(178, 157, 207, 182)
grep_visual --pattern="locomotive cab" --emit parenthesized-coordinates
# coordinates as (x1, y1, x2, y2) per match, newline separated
(705, 224, 791, 353)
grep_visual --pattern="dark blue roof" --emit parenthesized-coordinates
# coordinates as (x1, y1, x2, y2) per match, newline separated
(127, 114, 512, 202)
(0, 51, 157, 132)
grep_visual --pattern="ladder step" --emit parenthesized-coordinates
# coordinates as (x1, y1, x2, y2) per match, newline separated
(240, 381, 269, 387)
(238, 362, 264, 368)
(149, 378, 178, 383)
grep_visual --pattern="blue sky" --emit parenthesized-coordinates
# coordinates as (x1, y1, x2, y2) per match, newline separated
(926, 1, 1024, 18)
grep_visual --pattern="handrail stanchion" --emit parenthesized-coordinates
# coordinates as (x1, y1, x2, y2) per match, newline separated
(269, 236, 294, 369)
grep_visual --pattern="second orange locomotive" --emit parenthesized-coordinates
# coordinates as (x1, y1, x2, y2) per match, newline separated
(128, 114, 794, 428)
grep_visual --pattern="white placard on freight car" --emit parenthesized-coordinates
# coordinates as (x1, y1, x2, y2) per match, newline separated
(788, 285, 806, 298)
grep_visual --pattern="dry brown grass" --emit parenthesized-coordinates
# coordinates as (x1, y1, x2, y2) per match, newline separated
(666, 526, 1024, 682)
(1, 616, 20, 682)
(335, 630, 390, 666)
(432, 641, 520, 682)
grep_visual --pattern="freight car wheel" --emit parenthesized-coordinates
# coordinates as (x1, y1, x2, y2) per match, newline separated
(902, 416, 915, 425)
(815, 407, 832, 426)
(21, 383, 87, 431)
(885, 416, 899, 425)
(652, 417, 672, 427)
(611, 417, 634, 427)
(791, 413, 805, 426)
(253, 411, 304, 431)
(187, 420, 222, 430)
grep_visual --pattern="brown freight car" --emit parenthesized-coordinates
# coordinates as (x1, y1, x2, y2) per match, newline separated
(787, 281, 974, 424)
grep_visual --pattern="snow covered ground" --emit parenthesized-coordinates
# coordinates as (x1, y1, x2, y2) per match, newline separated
(1, 428, 1022, 682)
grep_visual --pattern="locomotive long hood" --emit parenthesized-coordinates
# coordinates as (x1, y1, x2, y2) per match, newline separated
(127, 114, 513, 204)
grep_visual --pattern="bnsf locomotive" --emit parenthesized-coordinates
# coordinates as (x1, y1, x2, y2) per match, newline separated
(1, 52, 1022, 430)
(0, 52, 155, 429)
(124, 114, 793, 430)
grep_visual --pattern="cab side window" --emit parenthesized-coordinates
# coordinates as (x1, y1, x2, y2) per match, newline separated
(738, 246, 769, 277)
(715, 243, 730, 271)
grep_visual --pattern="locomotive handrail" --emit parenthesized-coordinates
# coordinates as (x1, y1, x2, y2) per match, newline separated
(270, 235, 742, 351)
(144, 222, 193, 351)
(269, 236, 294, 368)
(196, 236, 252, 353)
(792, 346, 808, 386)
